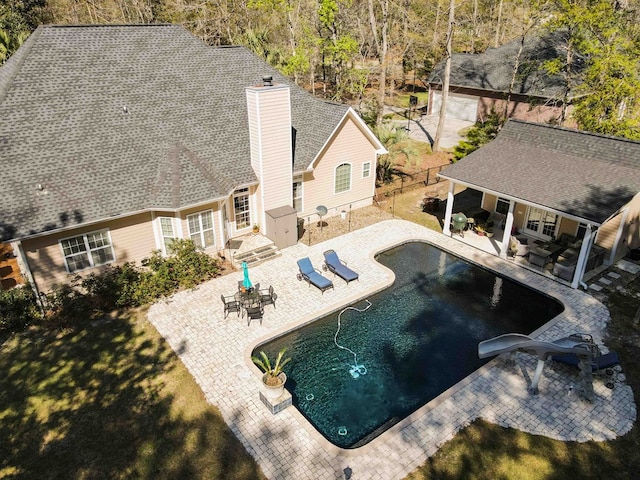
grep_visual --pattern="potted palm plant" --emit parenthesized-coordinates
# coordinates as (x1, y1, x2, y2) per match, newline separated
(251, 348, 291, 399)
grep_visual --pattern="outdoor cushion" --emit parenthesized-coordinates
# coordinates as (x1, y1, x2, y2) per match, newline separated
(297, 257, 334, 293)
(323, 250, 359, 284)
(551, 351, 619, 372)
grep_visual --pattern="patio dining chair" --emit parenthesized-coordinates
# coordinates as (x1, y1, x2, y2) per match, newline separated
(221, 294, 241, 319)
(259, 285, 277, 309)
(245, 304, 264, 326)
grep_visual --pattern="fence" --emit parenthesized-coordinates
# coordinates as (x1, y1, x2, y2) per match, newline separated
(375, 163, 450, 199)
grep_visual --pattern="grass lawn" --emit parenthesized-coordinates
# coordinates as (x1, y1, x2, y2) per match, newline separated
(0, 309, 266, 480)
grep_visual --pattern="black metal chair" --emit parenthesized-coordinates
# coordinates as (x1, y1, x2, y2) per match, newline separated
(259, 285, 277, 309)
(221, 294, 241, 318)
(245, 304, 264, 326)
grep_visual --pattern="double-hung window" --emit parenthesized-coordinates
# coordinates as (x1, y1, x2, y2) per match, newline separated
(335, 163, 352, 194)
(187, 211, 215, 248)
(159, 217, 178, 254)
(60, 229, 115, 273)
(362, 162, 371, 178)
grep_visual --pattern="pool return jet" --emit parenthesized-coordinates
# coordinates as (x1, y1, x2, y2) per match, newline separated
(335, 300, 372, 378)
(478, 333, 602, 401)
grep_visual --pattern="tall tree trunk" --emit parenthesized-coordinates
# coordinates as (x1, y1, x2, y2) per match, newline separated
(432, 0, 442, 52)
(494, 0, 503, 47)
(504, 33, 526, 118)
(560, 39, 573, 125)
(433, 0, 454, 152)
(369, 0, 390, 126)
(471, 0, 478, 52)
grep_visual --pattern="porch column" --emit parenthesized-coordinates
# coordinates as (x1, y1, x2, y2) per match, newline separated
(499, 202, 516, 259)
(443, 182, 455, 236)
(571, 225, 594, 289)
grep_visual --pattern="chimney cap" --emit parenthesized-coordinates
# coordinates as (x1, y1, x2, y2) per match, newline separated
(262, 75, 273, 87)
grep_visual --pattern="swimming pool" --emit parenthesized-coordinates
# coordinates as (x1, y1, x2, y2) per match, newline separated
(253, 242, 564, 448)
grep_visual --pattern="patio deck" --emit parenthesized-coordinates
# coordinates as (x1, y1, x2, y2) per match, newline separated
(148, 220, 636, 480)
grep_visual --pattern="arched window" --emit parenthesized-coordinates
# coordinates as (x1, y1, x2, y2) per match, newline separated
(334, 163, 351, 194)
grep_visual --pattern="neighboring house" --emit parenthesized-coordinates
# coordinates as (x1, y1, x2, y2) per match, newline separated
(0, 24, 386, 295)
(427, 31, 585, 124)
(439, 119, 640, 289)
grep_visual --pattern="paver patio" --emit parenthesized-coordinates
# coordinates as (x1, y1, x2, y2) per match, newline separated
(148, 219, 636, 480)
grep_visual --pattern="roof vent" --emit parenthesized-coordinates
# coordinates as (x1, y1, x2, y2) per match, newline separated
(262, 75, 273, 87)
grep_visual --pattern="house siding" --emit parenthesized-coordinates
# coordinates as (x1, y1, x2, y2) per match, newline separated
(622, 194, 640, 251)
(302, 117, 376, 219)
(22, 213, 156, 293)
(596, 213, 621, 252)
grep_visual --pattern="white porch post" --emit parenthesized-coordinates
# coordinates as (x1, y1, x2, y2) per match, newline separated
(571, 224, 594, 289)
(443, 182, 455, 236)
(499, 202, 515, 258)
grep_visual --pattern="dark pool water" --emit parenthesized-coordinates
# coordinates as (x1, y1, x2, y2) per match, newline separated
(253, 242, 564, 448)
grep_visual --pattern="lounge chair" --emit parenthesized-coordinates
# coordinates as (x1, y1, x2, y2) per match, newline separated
(323, 250, 359, 284)
(297, 257, 334, 294)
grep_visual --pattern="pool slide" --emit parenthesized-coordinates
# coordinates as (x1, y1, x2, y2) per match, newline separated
(478, 333, 596, 394)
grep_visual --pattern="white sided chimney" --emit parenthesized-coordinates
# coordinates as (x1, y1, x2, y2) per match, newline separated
(245, 76, 294, 216)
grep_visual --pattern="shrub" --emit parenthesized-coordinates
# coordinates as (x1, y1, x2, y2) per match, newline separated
(136, 239, 220, 303)
(45, 278, 91, 327)
(9, 239, 222, 332)
(81, 262, 142, 311)
(453, 112, 504, 162)
(0, 285, 41, 334)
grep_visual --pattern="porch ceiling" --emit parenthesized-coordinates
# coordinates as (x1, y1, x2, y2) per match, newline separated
(440, 120, 640, 224)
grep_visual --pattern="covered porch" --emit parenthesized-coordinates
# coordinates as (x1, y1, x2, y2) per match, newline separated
(437, 185, 609, 289)
(435, 120, 640, 290)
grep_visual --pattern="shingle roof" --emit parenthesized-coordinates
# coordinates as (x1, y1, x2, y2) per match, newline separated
(0, 24, 349, 241)
(427, 31, 585, 99)
(439, 120, 640, 224)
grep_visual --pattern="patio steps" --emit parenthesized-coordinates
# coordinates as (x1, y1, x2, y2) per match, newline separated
(233, 244, 280, 268)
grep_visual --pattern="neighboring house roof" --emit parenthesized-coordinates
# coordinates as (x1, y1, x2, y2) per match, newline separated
(0, 24, 350, 241)
(439, 120, 640, 225)
(427, 31, 585, 99)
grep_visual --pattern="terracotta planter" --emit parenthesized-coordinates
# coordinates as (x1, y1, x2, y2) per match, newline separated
(262, 372, 287, 400)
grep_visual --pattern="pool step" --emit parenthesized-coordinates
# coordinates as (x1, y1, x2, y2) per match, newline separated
(233, 244, 280, 268)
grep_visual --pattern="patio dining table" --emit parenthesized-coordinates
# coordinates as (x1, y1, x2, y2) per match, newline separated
(235, 288, 261, 308)
(529, 241, 564, 267)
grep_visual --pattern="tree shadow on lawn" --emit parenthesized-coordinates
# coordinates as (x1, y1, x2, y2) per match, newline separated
(0, 312, 264, 480)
